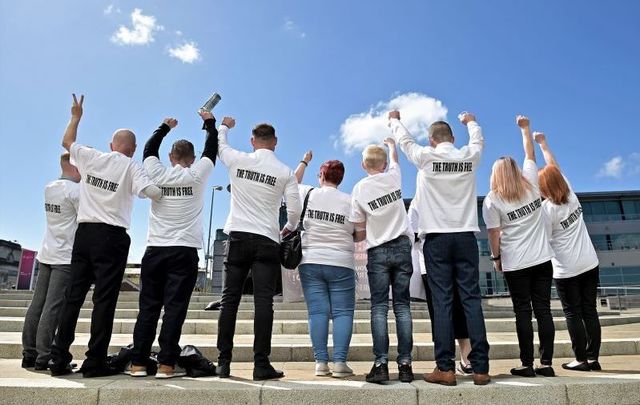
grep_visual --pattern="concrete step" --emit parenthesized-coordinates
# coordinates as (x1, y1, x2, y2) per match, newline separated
(4, 314, 640, 335)
(2, 357, 640, 405)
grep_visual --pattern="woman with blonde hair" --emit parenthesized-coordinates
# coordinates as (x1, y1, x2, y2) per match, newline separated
(536, 133, 602, 372)
(482, 115, 556, 377)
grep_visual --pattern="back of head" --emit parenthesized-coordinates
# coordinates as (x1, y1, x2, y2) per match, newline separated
(60, 152, 81, 182)
(490, 157, 532, 203)
(362, 145, 388, 171)
(170, 139, 195, 166)
(111, 129, 137, 157)
(538, 165, 570, 205)
(429, 121, 454, 144)
(320, 160, 345, 186)
(252, 123, 277, 149)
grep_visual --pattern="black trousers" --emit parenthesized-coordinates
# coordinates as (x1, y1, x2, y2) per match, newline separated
(554, 266, 601, 362)
(503, 260, 555, 367)
(132, 246, 199, 366)
(51, 223, 130, 369)
(422, 274, 469, 340)
(217, 231, 280, 366)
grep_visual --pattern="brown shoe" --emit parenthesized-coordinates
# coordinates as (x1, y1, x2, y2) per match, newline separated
(424, 367, 457, 386)
(473, 372, 491, 385)
(155, 364, 187, 379)
(127, 364, 147, 377)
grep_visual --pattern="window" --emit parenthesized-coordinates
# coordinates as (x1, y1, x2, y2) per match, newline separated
(590, 234, 609, 251)
(622, 200, 640, 220)
(610, 233, 640, 250)
(582, 200, 623, 222)
(477, 239, 491, 256)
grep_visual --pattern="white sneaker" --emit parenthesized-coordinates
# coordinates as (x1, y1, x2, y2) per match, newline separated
(125, 363, 148, 377)
(315, 361, 331, 376)
(155, 364, 187, 379)
(332, 362, 354, 378)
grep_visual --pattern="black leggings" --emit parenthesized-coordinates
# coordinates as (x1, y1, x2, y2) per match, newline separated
(554, 266, 601, 362)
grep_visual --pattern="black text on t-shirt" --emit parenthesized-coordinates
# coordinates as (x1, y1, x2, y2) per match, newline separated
(432, 161, 473, 173)
(44, 203, 61, 214)
(86, 174, 119, 192)
(161, 186, 194, 197)
(367, 189, 402, 211)
(560, 206, 583, 230)
(307, 209, 346, 224)
(506, 198, 542, 221)
(236, 168, 277, 187)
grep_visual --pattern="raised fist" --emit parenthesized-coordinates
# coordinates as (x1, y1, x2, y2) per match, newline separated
(533, 131, 546, 144)
(71, 93, 84, 119)
(516, 115, 530, 129)
(222, 117, 236, 129)
(163, 118, 178, 128)
(198, 111, 214, 121)
(388, 110, 401, 120)
(458, 111, 476, 125)
(302, 150, 313, 164)
(383, 137, 396, 147)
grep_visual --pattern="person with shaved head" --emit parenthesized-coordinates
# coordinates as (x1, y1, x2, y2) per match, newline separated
(49, 94, 162, 378)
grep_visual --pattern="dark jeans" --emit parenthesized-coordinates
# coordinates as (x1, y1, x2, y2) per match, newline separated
(424, 232, 490, 373)
(51, 223, 130, 370)
(217, 231, 280, 366)
(366, 235, 413, 365)
(554, 266, 601, 362)
(503, 260, 555, 367)
(422, 274, 468, 340)
(132, 246, 199, 366)
(22, 262, 72, 364)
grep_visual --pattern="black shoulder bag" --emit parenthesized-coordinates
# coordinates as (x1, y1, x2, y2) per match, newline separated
(279, 188, 313, 269)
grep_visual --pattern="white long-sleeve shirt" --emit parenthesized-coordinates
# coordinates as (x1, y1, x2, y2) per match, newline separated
(38, 178, 80, 265)
(217, 125, 301, 243)
(390, 118, 483, 234)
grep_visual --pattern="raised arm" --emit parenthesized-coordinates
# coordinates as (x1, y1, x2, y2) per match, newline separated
(294, 151, 313, 183)
(516, 115, 536, 162)
(198, 111, 219, 165)
(383, 137, 398, 165)
(459, 112, 484, 153)
(143, 118, 177, 160)
(217, 117, 244, 167)
(388, 110, 429, 169)
(534, 132, 559, 168)
(62, 94, 84, 151)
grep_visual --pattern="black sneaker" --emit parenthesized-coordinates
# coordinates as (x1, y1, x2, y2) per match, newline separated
(398, 363, 414, 383)
(510, 366, 536, 377)
(457, 362, 473, 375)
(49, 362, 74, 376)
(216, 361, 230, 378)
(366, 362, 389, 383)
(588, 361, 602, 371)
(535, 366, 556, 377)
(34, 361, 49, 371)
(562, 362, 591, 372)
(21, 357, 36, 368)
(253, 364, 285, 381)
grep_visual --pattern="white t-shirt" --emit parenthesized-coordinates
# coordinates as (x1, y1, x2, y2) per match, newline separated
(38, 179, 80, 265)
(391, 118, 483, 234)
(298, 184, 356, 269)
(349, 162, 411, 249)
(70, 142, 154, 229)
(408, 200, 427, 275)
(482, 159, 554, 272)
(143, 156, 214, 248)
(217, 126, 302, 243)
(543, 178, 599, 279)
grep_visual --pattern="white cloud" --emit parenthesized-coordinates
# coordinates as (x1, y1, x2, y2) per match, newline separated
(337, 92, 448, 153)
(283, 18, 306, 39)
(104, 4, 120, 15)
(111, 8, 163, 46)
(597, 156, 625, 178)
(168, 41, 201, 64)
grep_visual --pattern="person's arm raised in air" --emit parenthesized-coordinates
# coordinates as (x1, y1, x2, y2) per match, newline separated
(459, 111, 484, 154)
(294, 151, 313, 183)
(198, 111, 219, 165)
(388, 110, 429, 169)
(62, 94, 84, 151)
(516, 115, 536, 163)
(534, 132, 559, 168)
(143, 118, 177, 160)
(383, 137, 398, 166)
(217, 116, 242, 167)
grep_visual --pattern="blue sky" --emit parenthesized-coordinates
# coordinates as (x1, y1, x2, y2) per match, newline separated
(1, 0, 639, 262)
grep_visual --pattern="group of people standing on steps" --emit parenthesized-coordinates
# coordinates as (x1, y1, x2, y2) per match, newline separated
(20, 93, 602, 386)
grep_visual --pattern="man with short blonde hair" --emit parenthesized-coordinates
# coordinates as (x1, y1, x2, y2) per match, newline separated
(362, 145, 388, 170)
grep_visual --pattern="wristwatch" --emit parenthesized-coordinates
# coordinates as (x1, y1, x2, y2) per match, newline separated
(490, 255, 501, 261)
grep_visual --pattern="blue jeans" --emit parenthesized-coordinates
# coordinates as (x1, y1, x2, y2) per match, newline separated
(298, 264, 355, 362)
(366, 235, 413, 365)
(424, 232, 490, 373)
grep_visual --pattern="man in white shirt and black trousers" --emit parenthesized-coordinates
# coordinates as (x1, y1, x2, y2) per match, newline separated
(49, 94, 162, 377)
(389, 110, 491, 386)
(216, 119, 302, 381)
(128, 111, 218, 379)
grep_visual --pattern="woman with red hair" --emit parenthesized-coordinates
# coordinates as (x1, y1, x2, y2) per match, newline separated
(536, 132, 602, 372)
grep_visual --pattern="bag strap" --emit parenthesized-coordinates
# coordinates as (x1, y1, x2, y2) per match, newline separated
(297, 188, 314, 230)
